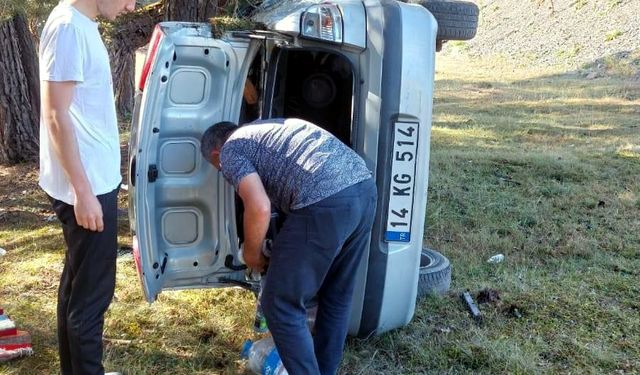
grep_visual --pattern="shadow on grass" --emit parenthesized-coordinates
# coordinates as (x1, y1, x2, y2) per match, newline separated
(0, 210, 50, 229)
(1, 297, 244, 375)
(0, 228, 63, 254)
(104, 342, 240, 375)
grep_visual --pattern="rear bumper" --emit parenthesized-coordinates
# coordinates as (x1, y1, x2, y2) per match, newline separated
(350, 0, 437, 337)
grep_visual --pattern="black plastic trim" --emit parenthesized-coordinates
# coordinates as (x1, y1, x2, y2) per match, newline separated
(148, 164, 158, 183)
(224, 254, 247, 271)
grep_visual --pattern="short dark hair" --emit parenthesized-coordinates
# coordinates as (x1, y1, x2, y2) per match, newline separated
(200, 121, 239, 160)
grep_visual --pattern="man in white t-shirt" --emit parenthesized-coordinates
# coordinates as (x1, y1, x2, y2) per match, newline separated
(39, 1, 135, 374)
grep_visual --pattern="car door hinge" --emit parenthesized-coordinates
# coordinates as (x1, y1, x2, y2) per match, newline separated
(148, 164, 158, 183)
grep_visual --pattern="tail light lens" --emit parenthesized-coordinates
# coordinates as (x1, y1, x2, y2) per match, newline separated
(301, 3, 343, 43)
(138, 24, 164, 92)
(132, 235, 143, 280)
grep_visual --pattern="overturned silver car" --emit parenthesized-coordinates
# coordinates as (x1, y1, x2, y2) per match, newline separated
(128, 0, 478, 336)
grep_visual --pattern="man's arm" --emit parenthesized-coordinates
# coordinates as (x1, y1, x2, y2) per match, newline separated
(42, 80, 104, 232)
(237, 172, 271, 272)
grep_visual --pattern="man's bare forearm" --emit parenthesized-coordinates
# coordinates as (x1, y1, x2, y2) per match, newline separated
(46, 110, 93, 198)
(237, 173, 272, 271)
(243, 205, 271, 259)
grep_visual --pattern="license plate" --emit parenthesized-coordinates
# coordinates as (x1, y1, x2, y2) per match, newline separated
(385, 121, 419, 242)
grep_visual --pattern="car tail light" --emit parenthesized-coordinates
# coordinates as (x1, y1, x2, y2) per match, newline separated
(132, 235, 143, 280)
(138, 24, 164, 92)
(301, 3, 343, 43)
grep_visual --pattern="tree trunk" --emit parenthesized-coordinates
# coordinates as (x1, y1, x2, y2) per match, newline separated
(110, 45, 136, 116)
(164, 0, 221, 22)
(108, 0, 225, 118)
(106, 2, 164, 117)
(0, 13, 40, 165)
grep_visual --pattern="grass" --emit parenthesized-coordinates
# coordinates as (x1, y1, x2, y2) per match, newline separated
(446, 41, 470, 53)
(608, 0, 623, 8)
(572, 0, 588, 10)
(2, 55, 640, 374)
(583, 49, 640, 79)
(556, 43, 582, 60)
(605, 30, 624, 42)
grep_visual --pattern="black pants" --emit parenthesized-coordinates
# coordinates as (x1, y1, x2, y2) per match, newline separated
(262, 178, 377, 375)
(49, 188, 119, 375)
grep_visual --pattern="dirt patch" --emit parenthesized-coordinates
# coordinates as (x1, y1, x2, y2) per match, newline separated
(477, 288, 501, 305)
(0, 163, 41, 202)
(0, 210, 43, 227)
(0, 163, 52, 221)
(0, 139, 131, 225)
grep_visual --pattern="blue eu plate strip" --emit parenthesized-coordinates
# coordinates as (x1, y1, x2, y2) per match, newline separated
(385, 231, 411, 242)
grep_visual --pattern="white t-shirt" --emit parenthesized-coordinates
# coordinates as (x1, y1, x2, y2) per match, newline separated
(39, 3, 122, 205)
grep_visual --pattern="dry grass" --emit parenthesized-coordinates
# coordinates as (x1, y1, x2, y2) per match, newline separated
(1, 54, 639, 374)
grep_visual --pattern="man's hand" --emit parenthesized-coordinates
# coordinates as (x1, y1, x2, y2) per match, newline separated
(74, 191, 104, 232)
(243, 246, 269, 273)
(243, 79, 259, 105)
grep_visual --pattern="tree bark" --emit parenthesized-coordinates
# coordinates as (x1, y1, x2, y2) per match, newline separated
(0, 13, 40, 165)
(106, 2, 164, 116)
(164, 0, 221, 22)
(107, 0, 226, 118)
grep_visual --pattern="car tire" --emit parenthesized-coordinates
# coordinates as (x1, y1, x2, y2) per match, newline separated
(408, 0, 479, 41)
(417, 248, 451, 298)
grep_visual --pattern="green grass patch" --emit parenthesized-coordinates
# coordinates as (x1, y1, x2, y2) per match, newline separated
(605, 30, 624, 42)
(582, 49, 640, 79)
(608, 0, 623, 8)
(572, 0, 588, 10)
(447, 40, 470, 53)
(556, 44, 582, 60)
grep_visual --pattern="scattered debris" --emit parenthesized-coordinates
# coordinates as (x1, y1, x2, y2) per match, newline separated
(0, 248, 5, 257)
(461, 292, 482, 322)
(44, 214, 57, 222)
(487, 254, 505, 263)
(507, 304, 523, 319)
(209, 16, 266, 39)
(585, 71, 602, 80)
(477, 288, 502, 305)
(198, 328, 218, 343)
(103, 338, 133, 345)
(0, 307, 34, 362)
(493, 171, 522, 186)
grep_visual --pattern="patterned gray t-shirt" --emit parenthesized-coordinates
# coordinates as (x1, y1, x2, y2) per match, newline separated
(220, 118, 372, 212)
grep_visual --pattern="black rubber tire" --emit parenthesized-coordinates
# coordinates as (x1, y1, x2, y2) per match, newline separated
(417, 248, 451, 298)
(408, 0, 479, 41)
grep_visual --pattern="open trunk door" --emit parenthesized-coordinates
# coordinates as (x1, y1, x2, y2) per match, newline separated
(129, 23, 286, 302)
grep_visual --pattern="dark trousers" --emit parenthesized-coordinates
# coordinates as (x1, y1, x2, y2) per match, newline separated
(262, 178, 377, 375)
(49, 188, 119, 375)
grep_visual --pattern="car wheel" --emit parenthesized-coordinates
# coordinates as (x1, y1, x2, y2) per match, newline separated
(408, 0, 479, 41)
(417, 248, 451, 298)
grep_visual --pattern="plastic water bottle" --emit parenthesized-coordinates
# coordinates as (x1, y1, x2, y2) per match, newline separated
(241, 336, 288, 375)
